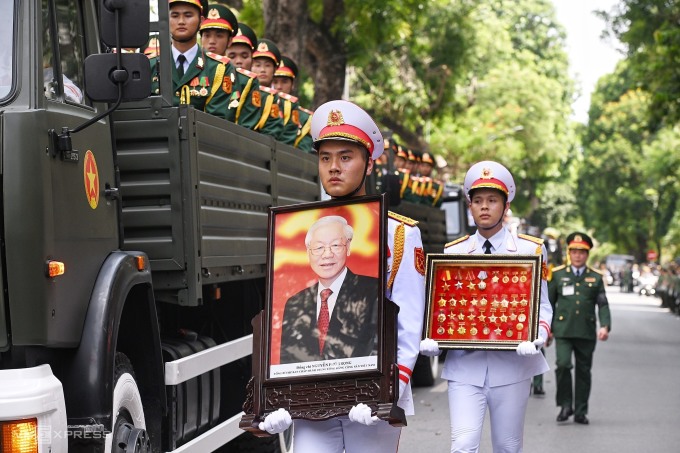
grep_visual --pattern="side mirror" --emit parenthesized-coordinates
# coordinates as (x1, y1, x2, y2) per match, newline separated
(100, 0, 150, 48)
(84, 53, 150, 102)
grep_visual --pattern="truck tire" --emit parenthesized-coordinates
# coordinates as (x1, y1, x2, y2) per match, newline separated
(106, 352, 150, 453)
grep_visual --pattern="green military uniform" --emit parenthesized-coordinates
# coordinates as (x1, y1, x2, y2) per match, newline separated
(150, 48, 234, 119)
(254, 84, 284, 137)
(197, 4, 260, 129)
(548, 232, 611, 422)
(294, 106, 313, 152)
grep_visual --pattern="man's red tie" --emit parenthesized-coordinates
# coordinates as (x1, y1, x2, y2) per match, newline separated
(318, 288, 332, 353)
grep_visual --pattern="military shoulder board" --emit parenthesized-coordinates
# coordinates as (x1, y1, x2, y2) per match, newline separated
(388, 211, 418, 227)
(236, 67, 257, 78)
(205, 52, 230, 65)
(445, 235, 469, 248)
(518, 233, 544, 245)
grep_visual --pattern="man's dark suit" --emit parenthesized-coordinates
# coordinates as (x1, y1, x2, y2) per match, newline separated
(279, 269, 379, 364)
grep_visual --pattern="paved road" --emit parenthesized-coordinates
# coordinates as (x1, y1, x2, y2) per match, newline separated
(400, 287, 680, 452)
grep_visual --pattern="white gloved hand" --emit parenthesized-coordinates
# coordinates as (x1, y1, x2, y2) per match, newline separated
(516, 341, 540, 356)
(419, 338, 441, 357)
(348, 403, 379, 426)
(533, 336, 545, 349)
(258, 408, 293, 434)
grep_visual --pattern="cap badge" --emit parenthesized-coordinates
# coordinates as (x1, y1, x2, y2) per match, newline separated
(327, 109, 345, 127)
(257, 42, 269, 52)
(208, 8, 220, 19)
(481, 168, 493, 179)
(574, 235, 583, 242)
(236, 29, 243, 36)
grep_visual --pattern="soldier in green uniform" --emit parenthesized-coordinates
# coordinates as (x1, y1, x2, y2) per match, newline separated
(418, 151, 444, 207)
(548, 232, 611, 425)
(150, 0, 234, 120)
(223, 23, 284, 138)
(272, 56, 313, 150)
(197, 4, 262, 130)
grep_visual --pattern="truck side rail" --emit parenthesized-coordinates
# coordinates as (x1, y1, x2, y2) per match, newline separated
(114, 104, 319, 305)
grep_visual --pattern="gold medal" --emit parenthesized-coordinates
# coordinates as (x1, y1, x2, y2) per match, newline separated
(438, 297, 446, 307)
(448, 327, 455, 335)
(518, 314, 527, 322)
(437, 326, 445, 335)
(483, 326, 491, 335)
(506, 329, 513, 337)
(470, 326, 478, 335)
(512, 275, 519, 283)
(478, 281, 487, 290)
(457, 326, 466, 335)
(516, 323, 524, 330)
(502, 275, 510, 283)
(437, 313, 446, 323)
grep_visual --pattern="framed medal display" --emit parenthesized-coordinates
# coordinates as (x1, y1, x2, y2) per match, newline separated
(424, 254, 542, 350)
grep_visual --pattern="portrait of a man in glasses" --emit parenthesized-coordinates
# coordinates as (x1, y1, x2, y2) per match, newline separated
(279, 215, 379, 364)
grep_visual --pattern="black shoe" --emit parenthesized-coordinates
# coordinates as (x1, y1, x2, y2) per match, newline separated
(532, 385, 545, 396)
(574, 414, 589, 425)
(556, 407, 573, 422)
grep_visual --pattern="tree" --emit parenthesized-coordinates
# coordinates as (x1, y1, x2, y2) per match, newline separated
(599, 0, 680, 129)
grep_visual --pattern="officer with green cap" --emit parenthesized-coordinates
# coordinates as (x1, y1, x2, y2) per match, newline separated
(549, 232, 611, 425)
(150, 0, 233, 120)
(245, 39, 286, 137)
(272, 56, 313, 151)
(221, 23, 283, 138)
(197, 4, 261, 129)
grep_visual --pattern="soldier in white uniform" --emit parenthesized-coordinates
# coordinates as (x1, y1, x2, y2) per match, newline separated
(420, 161, 552, 453)
(259, 100, 426, 453)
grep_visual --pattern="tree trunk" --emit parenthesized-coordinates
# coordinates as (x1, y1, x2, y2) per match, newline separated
(261, 0, 346, 108)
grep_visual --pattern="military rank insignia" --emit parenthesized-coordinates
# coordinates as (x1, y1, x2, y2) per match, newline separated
(415, 247, 425, 275)
(252, 90, 261, 108)
(222, 77, 232, 94)
(270, 103, 280, 118)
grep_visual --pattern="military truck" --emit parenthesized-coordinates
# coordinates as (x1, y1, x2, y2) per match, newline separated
(0, 1, 316, 452)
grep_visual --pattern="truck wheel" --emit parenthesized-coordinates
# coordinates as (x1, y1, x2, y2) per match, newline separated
(106, 352, 150, 453)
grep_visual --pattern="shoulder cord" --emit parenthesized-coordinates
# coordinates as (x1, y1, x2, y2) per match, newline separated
(387, 223, 405, 290)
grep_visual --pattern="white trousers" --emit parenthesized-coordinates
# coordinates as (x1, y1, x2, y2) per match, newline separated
(293, 417, 402, 453)
(448, 377, 531, 453)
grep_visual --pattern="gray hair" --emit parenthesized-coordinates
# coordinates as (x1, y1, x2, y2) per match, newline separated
(305, 215, 354, 247)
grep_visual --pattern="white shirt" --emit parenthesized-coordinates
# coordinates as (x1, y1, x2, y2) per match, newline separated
(572, 266, 585, 276)
(316, 266, 348, 319)
(171, 43, 198, 74)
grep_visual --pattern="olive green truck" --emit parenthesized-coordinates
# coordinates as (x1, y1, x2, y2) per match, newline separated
(0, 1, 317, 452)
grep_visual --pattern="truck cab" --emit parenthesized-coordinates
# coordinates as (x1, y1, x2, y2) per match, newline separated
(1, 1, 317, 452)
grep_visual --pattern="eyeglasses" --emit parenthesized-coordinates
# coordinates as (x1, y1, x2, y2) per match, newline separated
(308, 242, 347, 256)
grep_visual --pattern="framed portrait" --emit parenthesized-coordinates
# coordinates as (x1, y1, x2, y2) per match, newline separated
(424, 254, 542, 350)
(241, 194, 406, 435)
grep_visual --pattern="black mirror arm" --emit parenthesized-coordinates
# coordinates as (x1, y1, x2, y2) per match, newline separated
(53, 7, 125, 156)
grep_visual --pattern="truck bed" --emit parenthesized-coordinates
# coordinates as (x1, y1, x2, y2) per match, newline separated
(114, 103, 320, 305)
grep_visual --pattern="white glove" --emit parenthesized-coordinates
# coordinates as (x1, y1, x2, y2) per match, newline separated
(533, 336, 545, 349)
(258, 408, 292, 434)
(348, 403, 379, 426)
(419, 338, 441, 357)
(516, 341, 540, 356)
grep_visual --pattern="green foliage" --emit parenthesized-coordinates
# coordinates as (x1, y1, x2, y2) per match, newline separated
(599, 0, 680, 128)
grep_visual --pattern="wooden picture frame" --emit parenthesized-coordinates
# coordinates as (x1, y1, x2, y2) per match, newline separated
(424, 254, 542, 350)
(241, 194, 406, 436)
